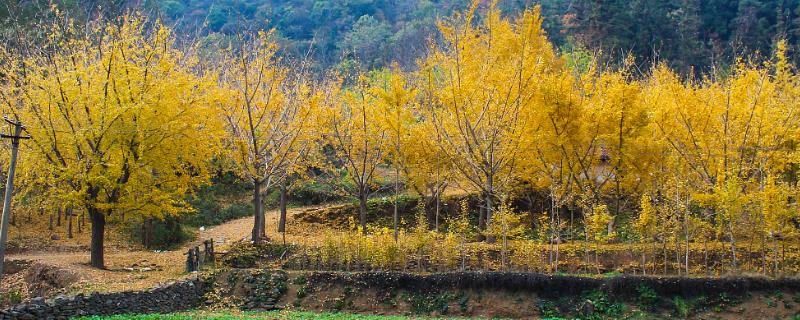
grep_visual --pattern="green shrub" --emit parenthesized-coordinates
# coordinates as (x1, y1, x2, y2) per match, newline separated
(458, 293, 469, 313)
(126, 216, 196, 250)
(184, 171, 253, 227)
(537, 299, 560, 318)
(184, 200, 253, 227)
(288, 180, 346, 205)
(292, 275, 307, 285)
(582, 290, 624, 319)
(221, 243, 260, 268)
(296, 285, 309, 299)
(221, 243, 298, 268)
(636, 285, 658, 307)
(673, 296, 690, 318)
(406, 291, 455, 315)
(0, 288, 22, 306)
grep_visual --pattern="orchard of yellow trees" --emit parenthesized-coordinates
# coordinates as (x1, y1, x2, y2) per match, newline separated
(1, 1, 800, 276)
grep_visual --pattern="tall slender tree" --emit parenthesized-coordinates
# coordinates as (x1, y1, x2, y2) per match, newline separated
(216, 30, 317, 242)
(424, 1, 560, 239)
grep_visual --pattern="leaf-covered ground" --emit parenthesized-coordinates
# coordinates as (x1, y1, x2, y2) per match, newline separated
(4, 204, 324, 295)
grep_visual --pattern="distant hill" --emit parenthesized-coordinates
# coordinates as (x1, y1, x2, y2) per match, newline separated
(3, 0, 800, 75)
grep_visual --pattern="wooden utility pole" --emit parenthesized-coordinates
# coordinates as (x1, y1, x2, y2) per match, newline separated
(0, 117, 29, 280)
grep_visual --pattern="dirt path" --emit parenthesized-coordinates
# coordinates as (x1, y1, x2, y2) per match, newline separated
(5, 204, 324, 294)
(191, 205, 295, 246)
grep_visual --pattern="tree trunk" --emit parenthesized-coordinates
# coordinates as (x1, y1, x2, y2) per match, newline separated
(424, 196, 435, 230)
(613, 111, 624, 235)
(485, 192, 496, 243)
(652, 242, 658, 275)
(663, 237, 668, 274)
(782, 241, 786, 274)
(142, 219, 148, 249)
(278, 180, 287, 245)
(773, 238, 779, 276)
(252, 179, 263, 242)
(477, 202, 486, 242)
(554, 236, 560, 272)
(460, 241, 466, 271)
(728, 221, 738, 270)
(435, 190, 440, 231)
(359, 192, 368, 235)
(143, 218, 152, 249)
(89, 208, 105, 269)
(584, 227, 590, 274)
(685, 232, 690, 275)
(704, 237, 709, 275)
(675, 235, 681, 276)
(501, 229, 507, 270)
(594, 244, 600, 274)
(552, 201, 558, 272)
(66, 207, 73, 239)
(485, 192, 493, 226)
(393, 162, 399, 242)
(641, 250, 646, 275)
(548, 231, 554, 271)
(57, 207, 62, 227)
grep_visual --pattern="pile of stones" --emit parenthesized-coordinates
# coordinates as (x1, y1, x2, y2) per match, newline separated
(0, 278, 203, 320)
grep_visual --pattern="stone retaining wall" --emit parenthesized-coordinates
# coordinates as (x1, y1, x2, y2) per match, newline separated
(0, 278, 204, 320)
(5, 269, 800, 319)
(308, 271, 800, 297)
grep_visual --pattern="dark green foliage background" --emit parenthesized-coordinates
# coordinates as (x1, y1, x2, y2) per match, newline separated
(4, 0, 800, 76)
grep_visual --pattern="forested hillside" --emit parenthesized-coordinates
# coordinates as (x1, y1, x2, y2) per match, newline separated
(3, 0, 800, 75)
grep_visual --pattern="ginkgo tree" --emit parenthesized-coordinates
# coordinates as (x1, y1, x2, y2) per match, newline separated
(584, 67, 650, 232)
(760, 174, 797, 273)
(635, 193, 658, 274)
(401, 117, 455, 231)
(646, 43, 800, 271)
(215, 30, 317, 242)
(318, 74, 389, 234)
(373, 69, 417, 241)
(423, 1, 560, 239)
(0, 16, 220, 268)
